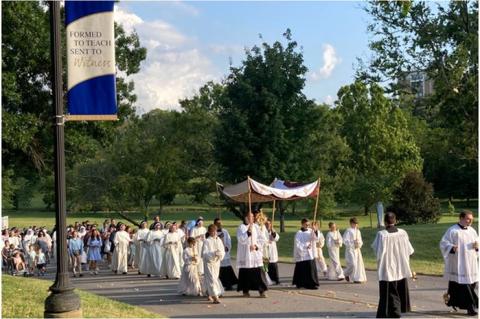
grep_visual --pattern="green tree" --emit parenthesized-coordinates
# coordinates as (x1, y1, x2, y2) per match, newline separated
(390, 171, 441, 224)
(336, 81, 423, 214)
(1, 1, 146, 208)
(215, 30, 317, 184)
(358, 0, 478, 199)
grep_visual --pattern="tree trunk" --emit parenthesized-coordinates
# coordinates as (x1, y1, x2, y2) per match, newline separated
(467, 198, 470, 207)
(280, 209, 285, 233)
(364, 204, 369, 216)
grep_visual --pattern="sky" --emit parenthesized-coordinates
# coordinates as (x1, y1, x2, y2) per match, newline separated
(114, 1, 372, 113)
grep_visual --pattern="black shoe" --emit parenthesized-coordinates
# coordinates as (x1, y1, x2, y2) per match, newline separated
(147, 274, 151, 277)
(467, 309, 477, 316)
(79, 273, 84, 277)
(122, 272, 128, 275)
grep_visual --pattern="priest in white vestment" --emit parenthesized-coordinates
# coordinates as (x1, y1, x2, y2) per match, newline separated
(292, 218, 320, 289)
(236, 211, 268, 297)
(372, 212, 414, 318)
(145, 222, 164, 277)
(190, 218, 207, 276)
(326, 222, 345, 281)
(134, 221, 149, 275)
(215, 218, 238, 290)
(113, 223, 131, 275)
(202, 224, 225, 304)
(440, 210, 479, 316)
(343, 217, 367, 283)
(163, 223, 182, 279)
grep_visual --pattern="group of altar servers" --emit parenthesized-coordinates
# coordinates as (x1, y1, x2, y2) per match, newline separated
(112, 209, 477, 315)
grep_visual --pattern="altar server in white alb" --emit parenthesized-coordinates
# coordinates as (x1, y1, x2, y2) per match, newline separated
(112, 223, 131, 275)
(145, 222, 164, 277)
(202, 224, 225, 304)
(190, 217, 207, 275)
(214, 218, 238, 290)
(313, 221, 328, 278)
(372, 212, 414, 318)
(264, 218, 280, 285)
(134, 221, 149, 275)
(178, 237, 203, 296)
(343, 217, 367, 283)
(163, 223, 182, 279)
(326, 222, 345, 281)
(440, 210, 479, 316)
(292, 218, 320, 289)
(236, 211, 268, 298)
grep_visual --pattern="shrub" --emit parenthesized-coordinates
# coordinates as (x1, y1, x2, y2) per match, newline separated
(390, 171, 440, 224)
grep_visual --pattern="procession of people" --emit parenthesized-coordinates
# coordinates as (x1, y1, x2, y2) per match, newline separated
(1, 209, 478, 314)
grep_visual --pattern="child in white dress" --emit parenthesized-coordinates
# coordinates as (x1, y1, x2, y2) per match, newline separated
(178, 237, 203, 296)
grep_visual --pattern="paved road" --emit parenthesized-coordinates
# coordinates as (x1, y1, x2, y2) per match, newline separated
(38, 260, 471, 318)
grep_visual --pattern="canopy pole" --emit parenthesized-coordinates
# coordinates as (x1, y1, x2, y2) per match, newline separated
(247, 176, 252, 214)
(313, 178, 321, 223)
(271, 200, 276, 229)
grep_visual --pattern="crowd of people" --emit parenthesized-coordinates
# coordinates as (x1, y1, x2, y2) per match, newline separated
(1, 210, 477, 315)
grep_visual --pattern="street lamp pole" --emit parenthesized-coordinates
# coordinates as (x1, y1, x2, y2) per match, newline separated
(44, 1, 82, 317)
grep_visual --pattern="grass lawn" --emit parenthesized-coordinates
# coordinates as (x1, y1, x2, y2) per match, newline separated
(2, 275, 161, 318)
(3, 199, 477, 276)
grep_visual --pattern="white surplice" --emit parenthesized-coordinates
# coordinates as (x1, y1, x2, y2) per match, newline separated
(178, 247, 202, 296)
(343, 227, 367, 282)
(191, 226, 207, 275)
(236, 223, 265, 269)
(294, 229, 319, 262)
(440, 224, 479, 284)
(163, 232, 182, 279)
(315, 231, 328, 273)
(113, 230, 131, 273)
(326, 230, 345, 280)
(146, 230, 164, 276)
(218, 229, 233, 267)
(202, 236, 225, 297)
(265, 230, 280, 263)
(372, 229, 414, 281)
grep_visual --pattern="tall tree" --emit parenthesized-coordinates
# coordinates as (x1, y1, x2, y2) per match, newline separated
(358, 0, 478, 199)
(336, 81, 423, 214)
(1, 1, 146, 207)
(215, 30, 317, 183)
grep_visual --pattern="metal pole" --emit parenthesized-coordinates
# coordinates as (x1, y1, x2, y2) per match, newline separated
(44, 1, 82, 317)
(313, 178, 321, 223)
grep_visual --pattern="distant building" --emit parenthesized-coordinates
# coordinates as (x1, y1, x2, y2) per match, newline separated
(402, 71, 434, 98)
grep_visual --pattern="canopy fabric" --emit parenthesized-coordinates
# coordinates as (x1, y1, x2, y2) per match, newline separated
(217, 177, 319, 203)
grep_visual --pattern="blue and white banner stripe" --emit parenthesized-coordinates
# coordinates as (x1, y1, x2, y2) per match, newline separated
(65, 0, 117, 119)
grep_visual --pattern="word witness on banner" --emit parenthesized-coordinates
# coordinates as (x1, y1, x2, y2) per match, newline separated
(69, 31, 113, 68)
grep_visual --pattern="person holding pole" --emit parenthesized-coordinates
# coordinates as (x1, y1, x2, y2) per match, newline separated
(292, 218, 320, 289)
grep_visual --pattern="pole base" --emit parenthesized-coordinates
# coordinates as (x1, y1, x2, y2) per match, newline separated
(44, 289, 82, 318)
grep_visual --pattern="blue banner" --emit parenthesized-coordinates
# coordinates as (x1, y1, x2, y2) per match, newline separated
(65, 1, 117, 120)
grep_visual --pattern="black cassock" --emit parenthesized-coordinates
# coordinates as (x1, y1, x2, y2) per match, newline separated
(376, 278, 411, 318)
(292, 259, 319, 289)
(446, 281, 478, 313)
(267, 262, 280, 284)
(237, 267, 268, 293)
(219, 265, 238, 290)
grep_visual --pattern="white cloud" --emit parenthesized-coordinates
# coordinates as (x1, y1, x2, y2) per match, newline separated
(114, 6, 219, 113)
(310, 44, 341, 80)
(324, 95, 335, 106)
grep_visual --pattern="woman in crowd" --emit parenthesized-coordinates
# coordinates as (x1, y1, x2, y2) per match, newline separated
(87, 229, 102, 275)
(68, 230, 84, 277)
